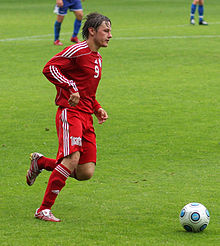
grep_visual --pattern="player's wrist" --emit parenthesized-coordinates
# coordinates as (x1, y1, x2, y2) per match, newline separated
(69, 88, 78, 94)
(94, 106, 102, 113)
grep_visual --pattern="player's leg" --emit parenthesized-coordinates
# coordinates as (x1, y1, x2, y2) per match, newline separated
(71, 140, 96, 180)
(190, 0, 198, 24)
(198, 0, 208, 25)
(38, 156, 57, 171)
(34, 107, 83, 222)
(53, 4, 67, 45)
(54, 15, 65, 45)
(38, 152, 80, 212)
(70, 162, 95, 180)
(70, 120, 97, 180)
(70, 0, 83, 43)
(35, 151, 80, 222)
(26, 153, 57, 186)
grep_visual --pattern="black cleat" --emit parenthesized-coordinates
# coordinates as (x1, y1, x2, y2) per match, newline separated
(199, 20, 208, 25)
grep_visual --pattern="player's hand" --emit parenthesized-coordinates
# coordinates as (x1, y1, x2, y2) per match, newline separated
(56, 0, 63, 7)
(68, 92, 80, 107)
(94, 108, 108, 124)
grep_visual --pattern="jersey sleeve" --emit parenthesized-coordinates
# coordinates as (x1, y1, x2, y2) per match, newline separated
(93, 99, 102, 112)
(42, 56, 78, 94)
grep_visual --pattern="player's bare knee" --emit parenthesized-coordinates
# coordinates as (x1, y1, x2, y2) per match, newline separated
(75, 11, 83, 20)
(75, 162, 95, 180)
(69, 171, 93, 180)
(78, 169, 94, 180)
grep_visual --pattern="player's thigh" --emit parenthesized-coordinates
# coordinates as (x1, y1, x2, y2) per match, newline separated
(79, 132, 96, 165)
(73, 10, 83, 20)
(56, 108, 83, 164)
(69, 142, 96, 179)
(75, 138, 96, 180)
(54, 4, 68, 17)
(76, 162, 95, 180)
(69, 0, 83, 19)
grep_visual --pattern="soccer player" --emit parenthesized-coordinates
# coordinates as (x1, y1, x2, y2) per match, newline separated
(190, 0, 208, 25)
(26, 12, 112, 222)
(53, 0, 85, 46)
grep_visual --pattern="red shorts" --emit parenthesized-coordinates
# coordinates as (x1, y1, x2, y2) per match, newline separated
(55, 107, 96, 164)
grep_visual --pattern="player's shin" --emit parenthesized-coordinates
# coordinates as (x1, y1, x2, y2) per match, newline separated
(38, 164, 71, 211)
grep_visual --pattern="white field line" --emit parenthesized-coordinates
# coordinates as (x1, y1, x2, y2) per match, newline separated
(116, 22, 220, 29)
(114, 35, 220, 40)
(0, 34, 54, 41)
(0, 22, 220, 42)
(1, 34, 220, 42)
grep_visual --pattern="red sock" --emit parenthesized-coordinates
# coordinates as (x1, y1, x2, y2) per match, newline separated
(39, 164, 71, 211)
(38, 156, 57, 171)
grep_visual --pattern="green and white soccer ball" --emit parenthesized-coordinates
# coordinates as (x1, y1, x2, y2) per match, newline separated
(179, 203, 210, 232)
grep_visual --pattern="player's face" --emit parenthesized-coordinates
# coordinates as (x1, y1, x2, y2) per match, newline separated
(94, 21, 112, 48)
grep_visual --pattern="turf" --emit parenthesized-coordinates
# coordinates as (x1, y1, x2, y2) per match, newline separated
(1, 0, 220, 245)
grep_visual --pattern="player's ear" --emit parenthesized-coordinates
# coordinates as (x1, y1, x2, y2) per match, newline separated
(88, 27, 96, 37)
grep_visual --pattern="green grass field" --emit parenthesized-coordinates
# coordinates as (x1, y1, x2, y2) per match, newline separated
(1, 0, 220, 245)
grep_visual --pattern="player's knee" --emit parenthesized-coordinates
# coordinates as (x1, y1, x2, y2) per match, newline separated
(75, 162, 95, 181)
(75, 11, 83, 20)
(57, 15, 64, 23)
(76, 169, 94, 181)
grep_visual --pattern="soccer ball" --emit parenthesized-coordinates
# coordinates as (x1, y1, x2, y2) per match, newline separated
(179, 203, 210, 232)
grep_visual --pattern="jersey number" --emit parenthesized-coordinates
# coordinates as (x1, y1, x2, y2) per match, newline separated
(94, 65, 99, 78)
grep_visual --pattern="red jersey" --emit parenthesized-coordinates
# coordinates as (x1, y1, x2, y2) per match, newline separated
(43, 41, 102, 114)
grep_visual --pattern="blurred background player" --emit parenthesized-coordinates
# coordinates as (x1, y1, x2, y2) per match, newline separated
(54, 0, 85, 46)
(26, 12, 112, 222)
(190, 0, 208, 25)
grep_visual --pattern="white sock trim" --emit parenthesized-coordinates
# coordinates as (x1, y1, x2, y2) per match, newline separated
(55, 165, 70, 178)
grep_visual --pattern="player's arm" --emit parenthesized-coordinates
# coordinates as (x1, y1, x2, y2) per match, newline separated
(43, 58, 80, 106)
(43, 59, 78, 93)
(95, 108, 108, 124)
(93, 99, 108, 124)
(93, 99, 101, 112)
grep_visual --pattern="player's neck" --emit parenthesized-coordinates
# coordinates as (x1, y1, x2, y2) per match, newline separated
(86, 40, 99, 52)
